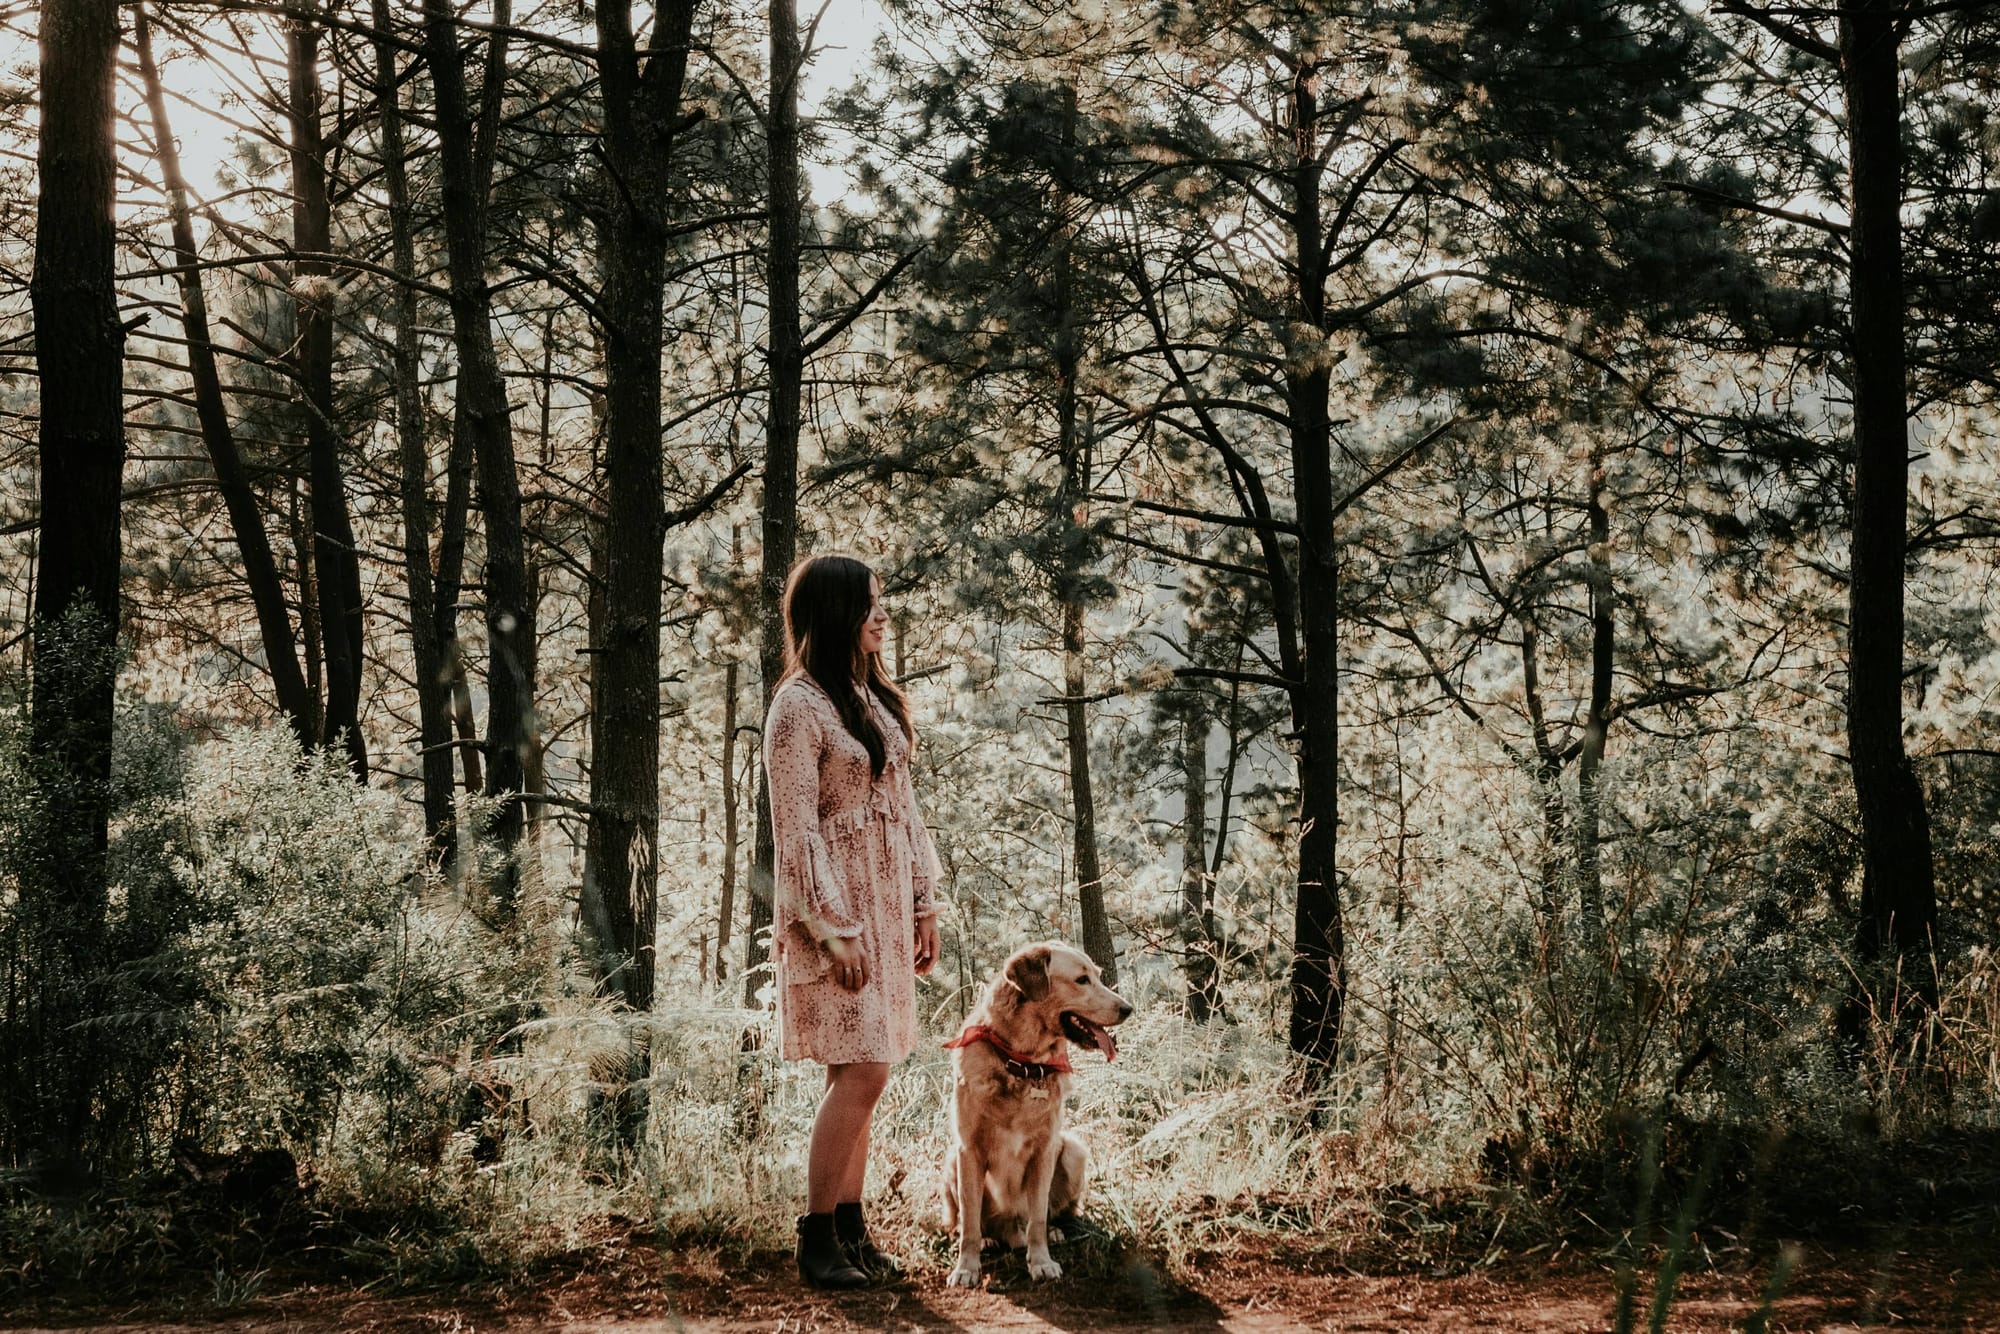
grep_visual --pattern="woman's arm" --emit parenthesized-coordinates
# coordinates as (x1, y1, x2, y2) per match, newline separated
(765, 688, 863, 947)
(901, 759, 943, 920)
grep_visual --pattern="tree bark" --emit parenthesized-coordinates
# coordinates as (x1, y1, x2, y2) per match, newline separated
(1519, 617, 1567, 946)
(580, 0, 700, 1046)
(1840, 1, 1937, 963)
(1052, 85, 1116, 986)
(744, 0, 802, 1004)
(1385, 723, 1411, 1103)
(291, 476, 323, 728)
(136, 6, 316, 753)
(1210, 659, 1244, 879)
(524, 554, 544, 826)
(286, 9, 367, 777)
(368, 0, 455, 855)
(1180, 682, 1217, 1022)
(23, 0, 126, 1172)
(718, 657, 739, 985)
(1285, 56, 1346, 1073)
(423, 0, 534, 899)
(1576, 446, 1613, 942)
(1062, 599, 1116, 984)
(437, 412, 482, 798)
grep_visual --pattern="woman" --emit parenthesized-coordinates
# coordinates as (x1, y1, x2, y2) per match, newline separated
(764, 554, 943, 1288)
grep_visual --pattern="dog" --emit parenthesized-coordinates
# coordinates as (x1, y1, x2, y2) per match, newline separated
(940, 941, 1132, 1287)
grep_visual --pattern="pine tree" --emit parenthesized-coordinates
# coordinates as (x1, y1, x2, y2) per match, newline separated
(421, 0, 536, 900)
(1120, 0, 1443, 1071)
(866, 2, 1156, 983)
(21, 0, 127, 1174)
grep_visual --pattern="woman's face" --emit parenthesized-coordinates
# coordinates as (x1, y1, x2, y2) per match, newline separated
(858, 575, 888, 658)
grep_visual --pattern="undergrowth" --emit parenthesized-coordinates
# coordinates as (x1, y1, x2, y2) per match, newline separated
(4, 719, 2000, 1313)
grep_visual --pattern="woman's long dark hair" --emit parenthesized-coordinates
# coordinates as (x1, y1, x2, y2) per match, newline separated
(782, 554, 912, 777)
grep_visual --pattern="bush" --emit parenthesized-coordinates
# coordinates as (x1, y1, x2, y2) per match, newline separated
(1, 711, 575, 1295)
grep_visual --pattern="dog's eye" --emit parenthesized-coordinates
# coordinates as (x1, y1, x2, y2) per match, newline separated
(1078, 976, 1092, 986)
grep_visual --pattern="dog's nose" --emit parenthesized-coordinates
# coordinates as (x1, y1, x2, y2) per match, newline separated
(1117, 1000, 1133, 1022)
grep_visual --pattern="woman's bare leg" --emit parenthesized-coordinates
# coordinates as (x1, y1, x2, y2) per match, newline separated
(808, 1061, 889, 1213)
(837, 1097, 876, 1204)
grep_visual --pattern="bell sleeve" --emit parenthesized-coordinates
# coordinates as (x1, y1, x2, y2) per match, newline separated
(764, 687, 862, 951)
(902, 759, 943, 920)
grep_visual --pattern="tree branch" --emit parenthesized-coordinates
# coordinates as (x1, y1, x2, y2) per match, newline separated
(1088, 491, 1299, 536)
(121, 250, 450, 298)
(801, 243, 925, 358)
(1104, 529, 1273, 583)
(1173, 666, 1299, 692)
(1329, 416, 1461, 524)
(665, 460, 754, 528)
(1715, 1, 1839, 61)
(1655, 180, 1849, 237)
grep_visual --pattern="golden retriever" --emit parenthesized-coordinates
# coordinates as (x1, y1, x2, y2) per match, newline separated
(940, 941, 1132, 1287)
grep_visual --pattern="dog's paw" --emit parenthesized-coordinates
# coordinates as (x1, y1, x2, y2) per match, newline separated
(1027, 1256, 1064, 1282)
(946, 1262, 983, 1289)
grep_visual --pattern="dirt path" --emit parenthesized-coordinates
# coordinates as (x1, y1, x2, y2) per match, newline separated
(8, 1243, 1999, 1332)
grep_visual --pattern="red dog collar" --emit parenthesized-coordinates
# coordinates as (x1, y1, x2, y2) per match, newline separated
(943, 1023, 1073, 1078)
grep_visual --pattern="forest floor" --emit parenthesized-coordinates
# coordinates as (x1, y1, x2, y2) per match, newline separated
(7, 1229, 2000, 1333)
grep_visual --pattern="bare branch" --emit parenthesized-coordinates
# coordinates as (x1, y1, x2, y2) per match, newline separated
(665, 460, 754, 528)
(801, 245, 926, 358)
(1173, 666, 1300, 692)
(1104, 529, 1274, 583)
(1087, 491, 1299, 536)
(1714, 1, 1839, 62)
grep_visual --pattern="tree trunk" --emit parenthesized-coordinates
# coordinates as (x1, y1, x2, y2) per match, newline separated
(1063, 601, 1116, 985)
(717, 527, 746, 984)
(1210, 658, 1244, 879)
(1051, 83, 1115, 985)
(1519, 617, 1567, 949)
(526, 310, 557, 836)
(1840, 1, 1936, 963)
(423, 0, 533, 900)
(286, 12, 366, 777)
(523, 554, 544, 827)
(1576, 446, 1613, 943)
(744, 0, 803, 1005)
(432, 334, 481, 800)
(368, 0, 454, 855)
(291, 476, 323, 733)
(1180, 683, 1217, 1022)
(425, 467, 479, 804)
(1382, 722, 1415, 1104)
(136, 6, 315, 753)
(579, 0, 699, 1127)
(718, 657, 739, 985)
(22, 0, 126, 1172)
(581, 236, 669, 1016)
(1285, 56, 1345, 1072)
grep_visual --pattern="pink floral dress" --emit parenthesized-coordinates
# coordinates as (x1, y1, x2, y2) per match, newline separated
(765, 674, 941, 1065)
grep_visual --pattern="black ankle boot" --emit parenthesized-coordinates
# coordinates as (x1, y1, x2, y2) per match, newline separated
(834, 1200, 901, 1279)
(797, 1212, 870, 1289)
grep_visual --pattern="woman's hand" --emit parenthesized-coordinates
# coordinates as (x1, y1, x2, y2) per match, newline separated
(825, 935, 869, 991)
(913, 914, 940, 976)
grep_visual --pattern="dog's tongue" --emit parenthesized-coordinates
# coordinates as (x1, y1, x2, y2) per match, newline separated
(1075, 1016, 1118, 1063)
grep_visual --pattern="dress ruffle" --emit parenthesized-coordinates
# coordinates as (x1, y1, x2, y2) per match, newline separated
(776, 827, 863, 964)
(906, 772, 943, 918)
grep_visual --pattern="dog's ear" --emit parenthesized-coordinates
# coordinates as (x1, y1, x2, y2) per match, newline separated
(1005, 945, 1052, 1001)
